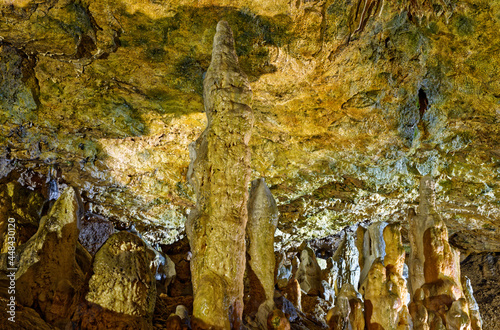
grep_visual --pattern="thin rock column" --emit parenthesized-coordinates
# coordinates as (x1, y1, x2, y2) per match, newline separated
(245, 178, 279, 328)
(186, 20, 254, 329)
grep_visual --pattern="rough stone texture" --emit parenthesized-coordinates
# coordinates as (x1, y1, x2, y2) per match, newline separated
(0, 0, 498, 253)
(84, 231, 156, 327)
(361, 223, 410, 330)
(282, 278, 302, 313)
(245, 178, 279, 328)
(296, 243, 322, 296)
(78, 213, 115, 255)
(461, 253, 500, 330)
(408, 176, 472, 329)
(409, 176, 462, 296)
(0, 0, 499, 327)
(153, 294, 193, 328)
(0, 180, 44, 252)
(359, 222, 388, 286)
(326, 283, 365, 330)
(185, 20, 254, 329)
(462, 276, 483, 330)
(13, 186, 85, 327)
(322, 226, 361, 304)
(0, 297, 56, 330)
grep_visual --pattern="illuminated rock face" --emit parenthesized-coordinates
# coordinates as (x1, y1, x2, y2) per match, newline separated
(186, 20, 254, 329)
(86, 231, 156, 316)
(82, 231, 157, 329)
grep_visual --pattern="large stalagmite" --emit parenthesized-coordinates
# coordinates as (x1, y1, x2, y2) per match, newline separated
(186, 20, 254, 329)
(408, 176, 478, 329)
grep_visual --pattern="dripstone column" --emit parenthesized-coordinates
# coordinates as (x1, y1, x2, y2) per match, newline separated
(186, 20, 254, 329)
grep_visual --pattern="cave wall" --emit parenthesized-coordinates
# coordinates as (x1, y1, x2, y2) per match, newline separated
(0, 0, 498, 250)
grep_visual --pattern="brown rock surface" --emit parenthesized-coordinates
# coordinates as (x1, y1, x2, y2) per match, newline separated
(0, 297, 56, 330)
(296, 243, 322, 296)
(185, 20, 254, 328)
(0, 0, 498, 253)
(78, 213, 115, 255)
(326, 283, 365, 330)
(362, 223, 410, 330)
(267, 309, 291, 330)
(14, 186, 85, 326)
(461, 253, 500, 330)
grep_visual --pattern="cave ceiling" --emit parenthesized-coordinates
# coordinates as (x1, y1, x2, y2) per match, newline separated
(0, 0, 499, 251)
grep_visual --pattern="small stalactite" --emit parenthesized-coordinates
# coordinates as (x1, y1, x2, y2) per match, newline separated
(352, 0, 384, 35)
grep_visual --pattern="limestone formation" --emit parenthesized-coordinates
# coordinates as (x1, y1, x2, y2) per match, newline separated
(245, 178, 279, 327)
(78, 213, 114, 255)
(326, 283, 364, 330)
(361, 223, 410, 330)
(84, 231, 156, 327)
(460, 277, 482, 330)
(14, 187, 85, 326)
(276, 253, 293, 289)
(408, 176, 473, 329)
(0, 181, 44, 252)
(323, 227, 361, 303)
(185, 20, 254, 328)
(296, 243, 322, 296)
(358, 222, 388, 285)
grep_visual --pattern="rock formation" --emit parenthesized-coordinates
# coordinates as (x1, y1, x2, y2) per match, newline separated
(461, 253, 498, 330)
(14, 187, 85, 327)
(322, 227, 361, 304)
(78, 214, 114, 255)
(245, 178, 279, 327)
(186, 20, 254, 328)
(360, 223, 410, 330)
(408, 176, 474, 329)
(81, 231, 157, 329)
(296, 243, 322, 296)
(326, 283, 364, 330)
(0, 0, 498, 328)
